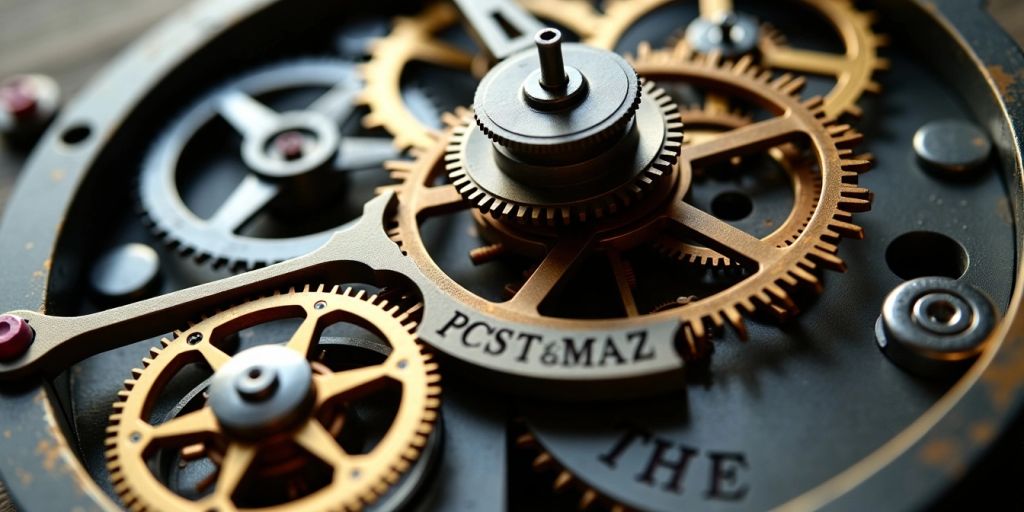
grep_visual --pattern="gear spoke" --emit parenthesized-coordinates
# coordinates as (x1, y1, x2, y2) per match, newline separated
(314, 364, 391, 403)
(761, 47, 850, 77)
(198, 343, 233, 372)
(336, 136, 400, 171)
(668, 201, 777, 265)
(507, 235, 593, 313)
(149, 407, 220, 444)
(217, 89, 279, 138)
(285, 314, 322, 358)
(412, 38, 474, 71)
(293, 418, 351, 469)
(681, 115, 803, 164)
(207, 442, 257, 509)
(699, 0, 733, 19)
(207, 174, 280, 233)
(417, 184, 468, 218)
(608, 251, 639, 317)
(309, 83, 360, 123)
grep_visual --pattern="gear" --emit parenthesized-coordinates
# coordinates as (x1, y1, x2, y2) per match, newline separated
(448, 79, 683, 225)
(105, 285, 441, 512)
(652, 105, 823, 268)
(385, 43, 871, 359)
(139, 59, 404, 271)
(515, 430, 626, 512)
(358, 1, 601, 151)
(587, 0, 889, 120)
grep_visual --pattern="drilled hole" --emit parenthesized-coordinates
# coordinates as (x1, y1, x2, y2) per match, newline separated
(61, 124, 92, 145)
(885, 231, 969, 280)
(710, 191, 753, 221)
(926, 299, 958, 325)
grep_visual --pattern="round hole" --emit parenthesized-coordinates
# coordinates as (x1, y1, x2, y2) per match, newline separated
(710, 191, 753, 221)
(61, 124, 91, 145)
(885, 231, 968, 280)
(538, 29, 559, 41)
(926, 300, 957, 325)
(248, 368, 263, 380)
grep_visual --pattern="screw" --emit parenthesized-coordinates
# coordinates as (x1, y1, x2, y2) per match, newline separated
(0, 78, 37, 119)
(876, 277, 996, 377)
(913, 119, 992, 177)
(272, 131, 307, 161)
(0, 314, 34, 361)
(235, 365, 279, 402)
(187, 332, 204, 345)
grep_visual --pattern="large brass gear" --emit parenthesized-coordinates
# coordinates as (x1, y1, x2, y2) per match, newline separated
(357, 1, 600, 151)
(587, 0, 890, 120)
(652, 104, 824, 268)
(384, 43, 872, 359)
(105, 285, 441, 512)
(447, 80, 684, 225)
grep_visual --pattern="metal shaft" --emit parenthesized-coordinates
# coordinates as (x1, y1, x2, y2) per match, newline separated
(535, 28, 568, 90)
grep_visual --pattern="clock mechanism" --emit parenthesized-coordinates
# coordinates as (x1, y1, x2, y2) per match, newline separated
(0, 0, 1022, 510)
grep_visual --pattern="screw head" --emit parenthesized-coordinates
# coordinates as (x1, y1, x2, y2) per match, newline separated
(876, 277, 997, 377)
(0, 314, 34, 361)
(272, 130, 308, 161)
(0, 78, 37, 119)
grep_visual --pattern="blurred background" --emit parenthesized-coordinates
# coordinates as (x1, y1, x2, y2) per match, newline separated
(0, 0, 1022, 206)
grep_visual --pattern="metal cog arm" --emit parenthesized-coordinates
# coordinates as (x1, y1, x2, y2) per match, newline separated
(451, 0, 545, 60)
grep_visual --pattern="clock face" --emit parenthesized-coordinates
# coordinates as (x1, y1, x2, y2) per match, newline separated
(0, 1, 1021, 511)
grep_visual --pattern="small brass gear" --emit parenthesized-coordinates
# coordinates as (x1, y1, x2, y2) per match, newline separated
(358, 1, 601, 151)
(588, 0, 890, 120)
(384, 43, 872, 360)
(652, 105, 824, 268)
(105, 285, 441, 512)
(447, 80, 684, 225)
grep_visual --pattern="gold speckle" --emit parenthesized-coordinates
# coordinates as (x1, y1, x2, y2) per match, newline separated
(35, 439, 61, 472)
(3, 430, 10, 439)
(989, 65, 1016, 96)
(16, 468, 32, 486)
(919, 438, 964, 477)
(50, 169, 66, 183)
(996, 197, 1013, 226)
(969, 421, 996, 445)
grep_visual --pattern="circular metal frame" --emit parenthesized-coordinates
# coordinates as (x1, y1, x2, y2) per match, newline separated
(0, 0, 1021, 510)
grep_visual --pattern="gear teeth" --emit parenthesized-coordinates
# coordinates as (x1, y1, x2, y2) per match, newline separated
(440, 82, 683, 226)
(105, 286, 440, 512)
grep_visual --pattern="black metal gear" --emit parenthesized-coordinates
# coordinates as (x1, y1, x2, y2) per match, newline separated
(448, 80, 683, 226)
(138, 59, 418, 271)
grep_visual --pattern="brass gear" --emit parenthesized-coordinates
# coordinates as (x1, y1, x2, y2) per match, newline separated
(358, 1, 600, 151)
(516, 430, 628, 512)
(447, 80, 684, 225)
(384, 43, 872, 359)
(105, 285, 441, 512)
(587, 0, 890, 120)
(652, 105, 824, 268)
